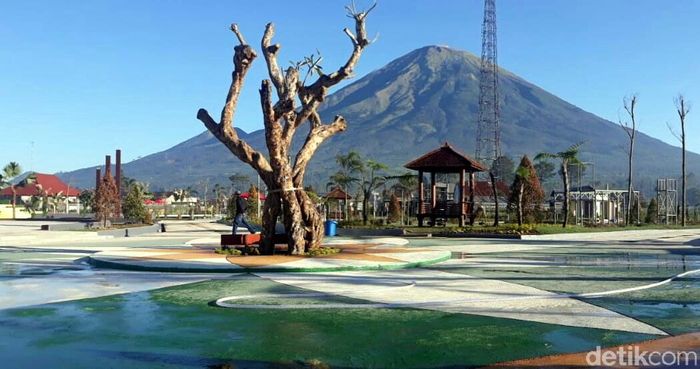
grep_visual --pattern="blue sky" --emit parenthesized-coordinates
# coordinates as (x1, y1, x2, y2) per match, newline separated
(1, 0, 698, 174)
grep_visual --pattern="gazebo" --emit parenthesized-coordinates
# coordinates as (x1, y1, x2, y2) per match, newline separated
(405, 143, 486, 226)
(325, 187, 353, 220)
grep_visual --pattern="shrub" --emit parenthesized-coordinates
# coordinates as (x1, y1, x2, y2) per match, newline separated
(306, 247, 340, 257)
(214, 247, 242, 256)
(122, 184, 147, 223)
(645, 198, 658, 224)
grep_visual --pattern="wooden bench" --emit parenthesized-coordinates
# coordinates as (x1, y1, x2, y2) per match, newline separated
(221, 234, 261, 247)
(220, 234, 290, 254)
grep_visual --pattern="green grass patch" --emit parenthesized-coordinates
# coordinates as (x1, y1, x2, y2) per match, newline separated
(0, 277, 655, 368)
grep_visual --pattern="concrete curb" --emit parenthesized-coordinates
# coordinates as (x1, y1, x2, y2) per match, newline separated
(97, 224, 161, 237)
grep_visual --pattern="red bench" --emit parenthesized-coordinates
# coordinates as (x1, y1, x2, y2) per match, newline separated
(220, 233, 289, 248)
(221, 234, 261, 247)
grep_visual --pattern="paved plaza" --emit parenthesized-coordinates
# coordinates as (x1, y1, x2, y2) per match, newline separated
(1, 220, 699, 368)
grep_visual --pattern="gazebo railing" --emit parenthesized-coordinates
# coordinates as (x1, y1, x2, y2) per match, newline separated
(419, 201, 469, 217)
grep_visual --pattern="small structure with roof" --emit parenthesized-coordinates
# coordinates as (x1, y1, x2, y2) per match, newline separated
(549, 184, 640, 225)
(325, 187, 353, 220)
(405, 143, 486, 226)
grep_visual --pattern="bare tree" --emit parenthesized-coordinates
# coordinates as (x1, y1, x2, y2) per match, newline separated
(196, 3, 375, 255)
(536, 143, 583, 228)
(619, 94, 638, 225)
(668, 94, 691, 227)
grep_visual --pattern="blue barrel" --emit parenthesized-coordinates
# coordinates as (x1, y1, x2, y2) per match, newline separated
(324, 220, 338, 236)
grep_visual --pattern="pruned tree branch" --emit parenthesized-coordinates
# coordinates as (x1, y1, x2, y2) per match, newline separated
(302, 1, 374, 102)
(230, 23, 247, 45)
(196, 24, 272, 176)
(261, 23, 285, 98)
(292, 114, 347, 183)
(619, 94, 638, 139)
(666, 121, 681, 142)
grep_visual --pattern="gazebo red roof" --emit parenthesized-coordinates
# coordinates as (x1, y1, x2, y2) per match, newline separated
(405, 142, 487, 173)
(0, 173, 80, 197)
(325, 187, 352, 200)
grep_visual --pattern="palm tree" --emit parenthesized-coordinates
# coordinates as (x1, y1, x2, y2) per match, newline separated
(1, 162, 23, 219)
(358, 159, 388, 225)
(513, 165, 532, 227)
(535, 143, 583, 228)
(333, 151, 363, 220)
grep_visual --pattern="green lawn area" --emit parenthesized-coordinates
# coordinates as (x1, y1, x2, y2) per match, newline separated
(0, 276, 653, 369)
(391, 222, 700, 236)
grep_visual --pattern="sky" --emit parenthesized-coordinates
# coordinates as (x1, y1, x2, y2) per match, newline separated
(1, 0, 698, 174)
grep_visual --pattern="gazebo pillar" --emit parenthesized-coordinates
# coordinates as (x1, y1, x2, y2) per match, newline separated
(430, 172, 437, 226)
(418, 170, 424, 227)
(469, 172, 476, 225)
(459, 169, 466, 227)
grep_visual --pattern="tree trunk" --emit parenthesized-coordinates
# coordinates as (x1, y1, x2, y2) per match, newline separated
(260, 191, 281, 255)
(279, 188, 306, 255)
(469, 173, 476, 226)
(11, 186, 16, 220)
(682, 126, 686, 227)
(297, 190, 324, 249)
(490, 171, 499, 227)
(517, 183, 524, 227)
(344, 191, 349, 221)
(562, 163, 569, 228)
(362, 191, 369, 225)
(626, 137, 634, 225)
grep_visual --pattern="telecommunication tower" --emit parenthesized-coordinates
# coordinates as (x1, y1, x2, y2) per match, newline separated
(475, 0, 501, 168)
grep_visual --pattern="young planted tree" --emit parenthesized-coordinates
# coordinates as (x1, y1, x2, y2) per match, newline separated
(619, 94, 638, 225)
(1, 162, 23, 219)
(196, 3, 375, 254)
(508, 155, 544, 226)
(94, 173, 119, 227)
(246, 185, 261, 223)
(645, 198, 658, 224)
(389, 172, 418, 225)
(358, 159, 388, 225)
(78, 190, 95, 214)
(535, 143, 583, 228)
(489, 171, 500, 227)
(122, 183, 148, 223)
(667, 95, 691, 227)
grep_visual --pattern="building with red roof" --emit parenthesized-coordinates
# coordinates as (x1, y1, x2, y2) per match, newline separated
(0, 173, 80, 197)
(0, 173, 82, 215)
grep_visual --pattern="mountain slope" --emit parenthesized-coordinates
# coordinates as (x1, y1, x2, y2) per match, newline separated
(58, 46, 698, 194)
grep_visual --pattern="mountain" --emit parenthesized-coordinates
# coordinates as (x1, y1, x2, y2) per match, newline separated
(58, 46, 698, 195)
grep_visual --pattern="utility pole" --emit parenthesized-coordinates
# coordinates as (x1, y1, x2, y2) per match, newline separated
(475, 0, 501, 167)
(475, 0, 502, 226)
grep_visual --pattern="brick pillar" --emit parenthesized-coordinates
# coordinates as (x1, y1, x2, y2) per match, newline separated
(115, 149, 122, 217)
(95, 168, 101, 190)
(105, 155, 111, 177)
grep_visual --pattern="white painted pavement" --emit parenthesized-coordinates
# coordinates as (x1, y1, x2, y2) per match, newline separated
(257, 268, 668, 336)
(0, 269, 215, 310)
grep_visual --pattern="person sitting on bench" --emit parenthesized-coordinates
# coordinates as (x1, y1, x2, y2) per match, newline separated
(232, 191, 258, 235)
